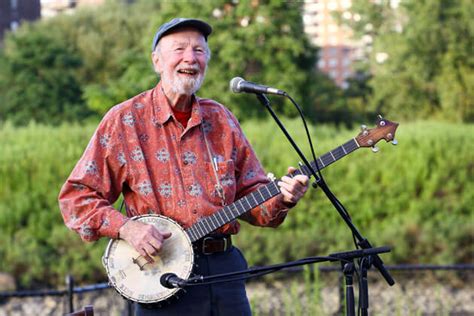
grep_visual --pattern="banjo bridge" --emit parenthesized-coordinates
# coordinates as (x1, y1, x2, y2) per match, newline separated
(132, 256, 150, 271)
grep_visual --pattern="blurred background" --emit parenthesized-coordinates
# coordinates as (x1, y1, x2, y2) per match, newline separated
(0, 0, 472, 315)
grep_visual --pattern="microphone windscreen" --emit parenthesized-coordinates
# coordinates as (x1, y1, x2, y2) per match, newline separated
(229, 77, 245, 93)
(160, 273, 176, 289)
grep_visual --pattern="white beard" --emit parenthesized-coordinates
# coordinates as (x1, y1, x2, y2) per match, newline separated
(161, 65, 206, 96)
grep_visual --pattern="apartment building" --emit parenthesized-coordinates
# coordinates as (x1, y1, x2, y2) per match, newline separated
(0, 0, 41, 42)
(303, 0, 360, 88)
(40, 0, 105, 18)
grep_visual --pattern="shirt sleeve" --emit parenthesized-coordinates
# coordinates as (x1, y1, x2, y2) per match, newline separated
(226, 111, 291, 228)
(58, 110, 129, 241)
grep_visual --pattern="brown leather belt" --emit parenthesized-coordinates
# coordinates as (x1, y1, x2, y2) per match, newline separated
(194, 235, 232, 255)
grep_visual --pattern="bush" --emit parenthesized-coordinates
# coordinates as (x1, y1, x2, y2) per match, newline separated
(236, 119, 474, 266)
(0, 119, 472, 287)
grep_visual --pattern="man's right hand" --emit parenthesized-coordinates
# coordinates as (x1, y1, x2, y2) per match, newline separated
(118, 220, 172, 263)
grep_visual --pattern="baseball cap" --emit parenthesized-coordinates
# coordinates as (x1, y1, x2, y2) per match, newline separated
(151, 18, 213, 52)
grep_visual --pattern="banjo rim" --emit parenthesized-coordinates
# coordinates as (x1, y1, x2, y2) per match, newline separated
(102, 214, 194, 304)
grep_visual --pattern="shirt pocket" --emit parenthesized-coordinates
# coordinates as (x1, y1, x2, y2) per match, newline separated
(205, 159, 236, 206)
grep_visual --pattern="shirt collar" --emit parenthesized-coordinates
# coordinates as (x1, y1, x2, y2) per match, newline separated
(151, 82, 203, 128)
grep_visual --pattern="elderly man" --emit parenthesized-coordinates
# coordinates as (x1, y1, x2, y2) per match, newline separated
(59, 18, 309, 315)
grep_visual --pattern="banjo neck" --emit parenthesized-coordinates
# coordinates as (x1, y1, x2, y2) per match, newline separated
(185, 116, 399, 242)
(185, 138, 360, 242)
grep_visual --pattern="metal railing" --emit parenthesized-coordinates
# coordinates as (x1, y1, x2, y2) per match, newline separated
(0, 263, 473, 314)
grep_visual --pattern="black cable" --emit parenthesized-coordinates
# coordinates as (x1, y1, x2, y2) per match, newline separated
(285, 95, 358, 249)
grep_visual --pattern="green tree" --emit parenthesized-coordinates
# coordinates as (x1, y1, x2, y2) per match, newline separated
(0, 23, 89, 125)
(155, 0, 328, 120)
(84, 0, 339, 121)
(338, 0, 474, 122)
(0, 0, 344, 124)
(67, 1, 159, 115)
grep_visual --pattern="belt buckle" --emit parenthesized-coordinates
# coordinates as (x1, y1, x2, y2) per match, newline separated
(202, 237, 213, 255)
(202, 236, 227, 255)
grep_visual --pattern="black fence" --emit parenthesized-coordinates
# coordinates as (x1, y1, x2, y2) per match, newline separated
(0, 264, 473, 315)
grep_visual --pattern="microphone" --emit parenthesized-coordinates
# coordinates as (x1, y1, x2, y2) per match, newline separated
(160, 273, 187, 289)
(229, 77, 287, 96)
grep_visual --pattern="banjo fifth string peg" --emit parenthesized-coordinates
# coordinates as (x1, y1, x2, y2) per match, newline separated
(266, 172, 276, 181)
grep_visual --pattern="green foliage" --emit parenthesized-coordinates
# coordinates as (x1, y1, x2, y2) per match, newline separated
(0, 23, 88, 125)
(66, 1, 159, 115)
(338, 0, 474, 122)
(234, 119, 474, 266)
(0, 0, 343, 124)
(151, 0, 332, 120)
(0, 122, 107, 287)
(0, 120, 472, 288)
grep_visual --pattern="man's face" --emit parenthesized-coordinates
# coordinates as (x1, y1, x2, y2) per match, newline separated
(152, 28, 209, 96)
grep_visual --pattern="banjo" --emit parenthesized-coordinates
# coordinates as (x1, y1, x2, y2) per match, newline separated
(102, 117, 398, 304)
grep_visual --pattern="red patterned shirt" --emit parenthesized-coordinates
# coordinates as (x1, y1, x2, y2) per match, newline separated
(58, 83, 289, 242)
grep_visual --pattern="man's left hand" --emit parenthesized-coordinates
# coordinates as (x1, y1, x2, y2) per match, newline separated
(278, 166, 310, 207)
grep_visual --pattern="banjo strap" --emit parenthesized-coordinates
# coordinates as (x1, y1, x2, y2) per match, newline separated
(201, 124, 227, 207)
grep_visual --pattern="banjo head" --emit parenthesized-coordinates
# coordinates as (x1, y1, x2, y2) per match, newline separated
(103, 214, 194, 304)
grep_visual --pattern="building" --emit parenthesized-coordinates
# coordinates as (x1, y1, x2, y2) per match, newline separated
(0, 0, 41, 42)
(303, 0, 361, 88)
(0, 0, 107, 43)
(40, 0, 105, 18)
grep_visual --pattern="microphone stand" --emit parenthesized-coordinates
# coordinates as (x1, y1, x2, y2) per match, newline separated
(342, 262, 356, 316)
(254, 93, 395, 311)
(163, 247, 391, 316)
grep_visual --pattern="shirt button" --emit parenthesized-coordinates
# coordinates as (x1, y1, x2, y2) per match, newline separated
(183, 160, 189, 165)
(192, 209, 198, 214)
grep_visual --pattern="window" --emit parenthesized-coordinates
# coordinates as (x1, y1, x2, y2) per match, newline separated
(10, 21, 19, 31)
(342, 58, 352, 66)
(327, 47, 338, 56)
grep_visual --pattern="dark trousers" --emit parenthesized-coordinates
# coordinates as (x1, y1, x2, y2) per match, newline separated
(135, 246, 252, 315)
